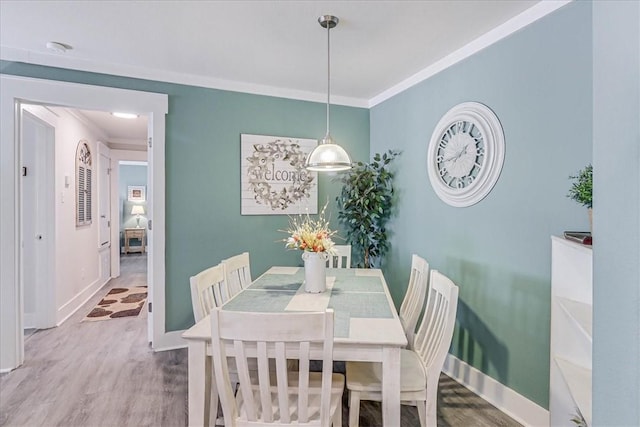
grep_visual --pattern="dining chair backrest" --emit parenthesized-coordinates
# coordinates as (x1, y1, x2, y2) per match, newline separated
(327, 244, 351, 269)
(222, 252, 252, 298)
(210, 308, 337, 426)
(399, 254, 430, 347)
(413, 270, 459, 389)
(189, 264, 229, 322)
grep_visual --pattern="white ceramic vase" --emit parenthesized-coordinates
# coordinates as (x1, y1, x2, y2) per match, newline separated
(302, 251, 329, 293)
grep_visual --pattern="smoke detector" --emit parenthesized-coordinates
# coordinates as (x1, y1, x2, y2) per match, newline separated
(46, 41, 72, 53)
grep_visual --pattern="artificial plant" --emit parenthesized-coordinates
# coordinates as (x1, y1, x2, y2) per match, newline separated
(335, 150, 400, 268)
(567, 164, 593, 208)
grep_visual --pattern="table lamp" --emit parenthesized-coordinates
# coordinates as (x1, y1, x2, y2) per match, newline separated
(131, 205, 145, 228)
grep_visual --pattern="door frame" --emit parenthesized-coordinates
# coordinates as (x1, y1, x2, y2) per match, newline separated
(0, 75, 168, 371)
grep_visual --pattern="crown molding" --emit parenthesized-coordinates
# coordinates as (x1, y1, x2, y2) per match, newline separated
(368, 0, 573, 107)
(0, 45, 368, 108)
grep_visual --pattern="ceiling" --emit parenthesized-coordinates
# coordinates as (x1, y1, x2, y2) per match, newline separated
(2, 1, 563, 150)
(75, 109, 149, 151)
(1, 0, 545, 108)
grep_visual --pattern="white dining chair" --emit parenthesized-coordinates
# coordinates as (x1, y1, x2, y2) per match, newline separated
(327, 244, 351, 268)
(222, 252, 252, 297)
(210, 308, 344, 426)
(189, 263, 233, 425)
(190, 264, 230, 322)
(399, 254, 430, 347)
(345, 270, 459, 427)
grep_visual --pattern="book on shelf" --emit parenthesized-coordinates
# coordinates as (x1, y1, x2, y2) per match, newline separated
(564, 231, 592, 245)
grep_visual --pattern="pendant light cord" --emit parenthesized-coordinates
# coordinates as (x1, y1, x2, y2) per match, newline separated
(326, 21, 331, 137)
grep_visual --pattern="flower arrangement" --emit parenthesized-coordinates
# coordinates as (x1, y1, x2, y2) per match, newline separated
(282, 204, 338, 254)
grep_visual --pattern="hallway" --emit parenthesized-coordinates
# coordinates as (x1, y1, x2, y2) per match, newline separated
(0, 254, 187, 427)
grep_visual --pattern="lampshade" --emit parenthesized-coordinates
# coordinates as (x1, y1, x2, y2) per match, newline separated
(305, 135, 353, 172)
(305, 15, 352, 172)
(131, 205, 145, 215)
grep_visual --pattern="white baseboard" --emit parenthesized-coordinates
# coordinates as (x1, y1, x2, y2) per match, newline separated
(23, 313, 36, 329)
(56, 277, 107, 325)
(443, 354, 549, 426)
(153, 329, 187, 352)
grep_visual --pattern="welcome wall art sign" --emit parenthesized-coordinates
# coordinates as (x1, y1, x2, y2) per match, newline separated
(241, 134, 318, 215)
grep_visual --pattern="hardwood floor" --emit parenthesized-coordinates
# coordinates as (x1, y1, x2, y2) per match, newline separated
(0, 254, 522, 427)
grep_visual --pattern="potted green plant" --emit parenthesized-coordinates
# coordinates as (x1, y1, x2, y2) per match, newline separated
(335, 150, 400, 268)
(567, 164, 593, 230)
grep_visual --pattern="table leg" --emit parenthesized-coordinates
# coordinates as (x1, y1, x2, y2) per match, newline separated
(381, 347, 401, 426)
(188, 340, 210, 426)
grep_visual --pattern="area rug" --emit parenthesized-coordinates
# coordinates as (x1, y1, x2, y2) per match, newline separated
(83, 286, 147, 321)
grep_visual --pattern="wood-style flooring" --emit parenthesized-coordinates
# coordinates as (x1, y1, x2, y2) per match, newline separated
(0, 254, 522, 427)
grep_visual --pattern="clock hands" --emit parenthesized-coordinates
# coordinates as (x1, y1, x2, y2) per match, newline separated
(443, 145, 469, 163)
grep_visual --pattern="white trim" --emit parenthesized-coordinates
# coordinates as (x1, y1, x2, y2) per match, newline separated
(0, 46, 367, 108)
(0, 75, 167, 371)
(0, 2, 569, 110)
(443, 353, 549, 426)
(152, 329, 187, 352)
(23, 313, 36, 329)
(368, 0, 572, 107)
(119, 160, 148, 166)
(56, 277, 105, 326)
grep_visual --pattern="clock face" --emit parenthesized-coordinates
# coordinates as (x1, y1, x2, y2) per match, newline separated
(435, 120, 484, 189)
(427, 102, 504, 207)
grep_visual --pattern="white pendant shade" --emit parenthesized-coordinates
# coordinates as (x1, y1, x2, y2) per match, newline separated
(305, 135, 352, 171)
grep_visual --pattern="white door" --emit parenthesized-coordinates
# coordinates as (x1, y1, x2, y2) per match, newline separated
(98, 146, 112, 284)
(21, 109, 56, 329)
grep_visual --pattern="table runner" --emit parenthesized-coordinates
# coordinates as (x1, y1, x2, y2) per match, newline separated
(223, 267, 393, 337)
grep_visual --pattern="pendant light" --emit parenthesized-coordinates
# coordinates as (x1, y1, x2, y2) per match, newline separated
(305, 15, 352, 172)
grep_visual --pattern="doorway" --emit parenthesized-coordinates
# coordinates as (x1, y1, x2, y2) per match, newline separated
(119, 161, 149, 258)
(0, 75, 168, 371)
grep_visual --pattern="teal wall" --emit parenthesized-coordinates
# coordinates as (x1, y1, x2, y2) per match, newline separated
(369, 2, 591, 408)
(0, 61, 370, 331)
(592, 1, 640, 425)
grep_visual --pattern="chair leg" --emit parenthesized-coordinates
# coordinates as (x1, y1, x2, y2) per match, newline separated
(205, 356, 213, 426)
(211, 383, 223, 426)
(417, 400, 427, 427)
(208, 357, 224, 426)
(348, 390, 361, 427)
(333, 398, 342, 427)
(425, 391, 437, 427)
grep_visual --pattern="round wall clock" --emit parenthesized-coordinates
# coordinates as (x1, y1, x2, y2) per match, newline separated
(427, 102, 505, 207)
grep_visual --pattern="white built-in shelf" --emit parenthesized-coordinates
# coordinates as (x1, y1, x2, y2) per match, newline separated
(554, 356, 592, 426)
(550, 236, 592, 426)
(557, 297, 592, 340)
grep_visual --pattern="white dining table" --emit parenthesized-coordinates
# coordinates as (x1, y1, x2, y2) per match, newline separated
(182, 266, 408, 426)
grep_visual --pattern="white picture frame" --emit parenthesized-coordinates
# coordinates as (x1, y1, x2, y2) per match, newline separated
(241, 134, 318, 215)
(128, 185, 146, 202)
